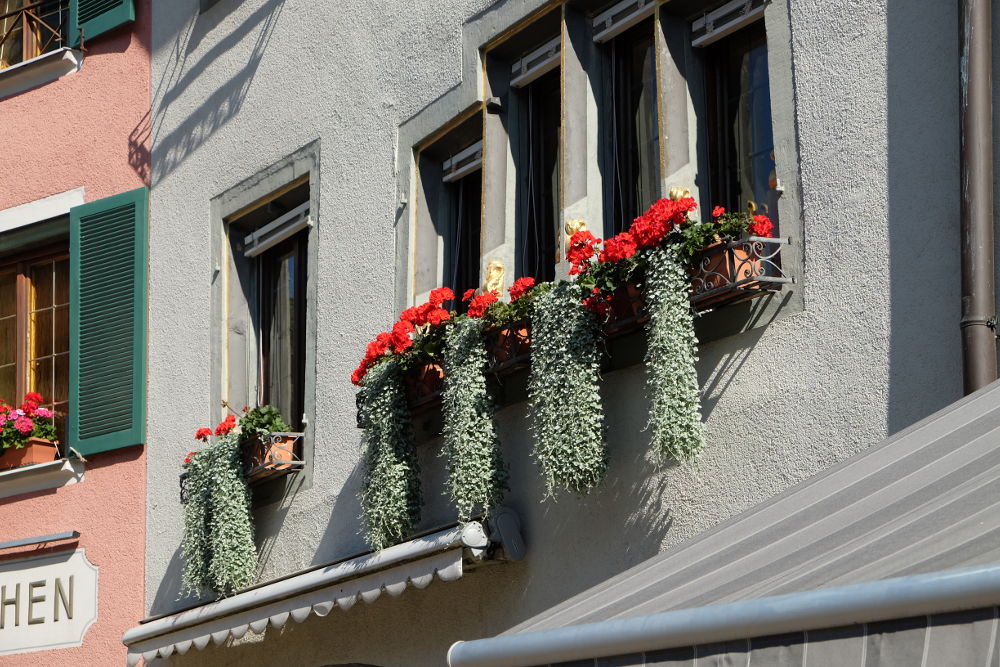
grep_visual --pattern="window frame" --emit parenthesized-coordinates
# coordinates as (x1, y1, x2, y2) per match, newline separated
(0, 0, 69, 71)
(0, 241, 70, 441)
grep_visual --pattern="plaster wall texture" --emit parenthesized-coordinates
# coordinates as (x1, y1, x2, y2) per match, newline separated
(0, 446, 147, 667)
(0, 2, 152, 209)
(0, 3, 151, 665)
(145, 0, 965, 665)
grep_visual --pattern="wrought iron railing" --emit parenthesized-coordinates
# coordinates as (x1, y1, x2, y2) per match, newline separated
(0, 0, 69, 71)
(690, 236, 792, 311)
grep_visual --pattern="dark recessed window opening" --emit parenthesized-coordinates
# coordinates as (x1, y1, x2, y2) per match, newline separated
(516, 68, 561, 283)
(705, 22, 779, 230)
(259, 233, 307, 432)
(604, 21, 659, 237)
(443, 169, 482, 310)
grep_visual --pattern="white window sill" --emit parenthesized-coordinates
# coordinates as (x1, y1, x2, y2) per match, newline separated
(0, 458, 86, 500)
(0, 47, 82, 100)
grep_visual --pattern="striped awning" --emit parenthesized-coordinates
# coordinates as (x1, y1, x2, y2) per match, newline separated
(124, 521, 496, 665)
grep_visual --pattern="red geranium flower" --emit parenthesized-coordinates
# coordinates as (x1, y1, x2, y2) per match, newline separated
(749, 214, 774, 238)
(462, 288, 476, 302)
(598, 232, 637, 264)
(712, 206, 725, 218)
(195, 427, 212, 441)
(215, 414, 237, 436)
(567, 230, 601, 275)
(467, 290, 499, 318)
(24, 392, 43, 403)
(509, 277, 535, 301)
(429, 286, 455, 307)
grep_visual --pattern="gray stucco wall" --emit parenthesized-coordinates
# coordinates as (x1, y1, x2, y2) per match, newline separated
(145, 0, 966, 665)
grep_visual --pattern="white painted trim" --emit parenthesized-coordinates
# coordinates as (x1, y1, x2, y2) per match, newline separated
(0, 187, 85, 234)
(443, 140, 484, 183)
(510, 37, 561, 89)
(0, 459, 86, 500)
(592, 0, 655, 43)
(0, 48, 82, 100)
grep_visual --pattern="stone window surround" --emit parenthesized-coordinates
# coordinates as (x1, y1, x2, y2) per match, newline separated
(209, 141, 320, 503)
(397, 0, 804, 341)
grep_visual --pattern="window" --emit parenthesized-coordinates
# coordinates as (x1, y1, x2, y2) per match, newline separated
(0, 0, 68, 70)
(601, 19, 659, 236)
(441, 142, 483, 308)
(513, 45, 560, 282)
(229, 180, 310, 432)
(0, 244, 69, 441)
(703, 20, 779, 228)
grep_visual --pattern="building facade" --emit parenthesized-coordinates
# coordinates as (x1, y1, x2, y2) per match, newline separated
(115, 0, 991, 665)
(0, 0, 150, 664)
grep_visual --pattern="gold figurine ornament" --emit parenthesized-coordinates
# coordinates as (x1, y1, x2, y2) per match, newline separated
(564, 218, 589, 237)
(484, 259, 505, 294)
(668, 186, 691, 201)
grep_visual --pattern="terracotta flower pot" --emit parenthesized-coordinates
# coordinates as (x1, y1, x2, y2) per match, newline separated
(242, 432, 302, 484)
(0, 437, 60, 471)
(691, 237, 766, 306)
(404, 362, 445, 408)
(487, 322, 531, 367)
(602, 283, 648, 337)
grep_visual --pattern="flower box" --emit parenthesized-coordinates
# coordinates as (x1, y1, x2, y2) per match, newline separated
(690, 236, 789, 309)
(404, 362, 445, 409)
(241, 432, 304, 484)
(602, 283, 648, 337)
(0, 438, 59, 471)
(486, 321, 531, 369)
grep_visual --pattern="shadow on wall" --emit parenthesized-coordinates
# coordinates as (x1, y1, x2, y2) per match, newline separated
(149, 545, 194, 616)
(885, 1, 962, 433)
(141, 0, 286, 187)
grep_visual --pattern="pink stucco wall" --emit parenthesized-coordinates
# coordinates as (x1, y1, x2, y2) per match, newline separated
(0, 0, 151, 209)
(0, 446, 146, 666)
(0, 1, 151, 665)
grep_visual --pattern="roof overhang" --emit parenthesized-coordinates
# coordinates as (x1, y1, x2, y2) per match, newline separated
(124, 519, 515, 665)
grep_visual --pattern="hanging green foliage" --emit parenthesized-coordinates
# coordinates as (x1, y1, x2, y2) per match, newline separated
(358, 358, 421, 550)
(181, 433, 257, 597)
(441, 317, 508, 520)
(528, 282, 607, 496)
(644, 244, 704, 462)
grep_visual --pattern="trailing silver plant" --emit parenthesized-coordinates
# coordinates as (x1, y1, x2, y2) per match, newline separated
(643, 244, 705, 461)
(358, 359, 421, 550)
(442, 317, 508, 521)
(181, 433, 258, 598)
(528, 282, 607, 495)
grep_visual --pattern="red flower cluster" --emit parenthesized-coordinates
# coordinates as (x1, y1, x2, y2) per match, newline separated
(748, 214, 774, 238)
(184, 451, 196, 465)
(509, 277, 535, 301)
(195, 427, 212, 441)
(467, 290, 499, 318)
(462, 288, 476, 302)
(712, 206, 726, 218)
(629, 197, 697, 249)
(567, 230, 601, 275)
(582, 287, 612, 316)
(598, 232, 637, 264)
(352, 288, 455, 385)
(215, 414, 237, 436)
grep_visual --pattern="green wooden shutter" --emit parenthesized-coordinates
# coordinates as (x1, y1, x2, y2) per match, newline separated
(69, 0, 135, 47)
(69, 187, 148, 455)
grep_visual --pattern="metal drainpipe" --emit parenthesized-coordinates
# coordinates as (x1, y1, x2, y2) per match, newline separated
(960, 0, 998, 394)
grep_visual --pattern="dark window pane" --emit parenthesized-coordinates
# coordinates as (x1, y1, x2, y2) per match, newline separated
(53, 353, 68, 404)
(706, 23, 780, 229)
(31, 261, 53, 310)
(517, 68, 560, 282)
(30, 308, 52, 360)
(605, 21, 658, 236)
(29, 357, 52, 401)
(54, 258, 69, 306)
(0, 318, 14, 366)
(0, 364, 15, 403)
(54, 305, 68, 354)
(444, 170, 482, 309)
(260, 234, 307, 431)
(0, 271, 15, 317)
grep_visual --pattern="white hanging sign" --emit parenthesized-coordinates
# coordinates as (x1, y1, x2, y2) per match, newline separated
(0, 549, 98, 656)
